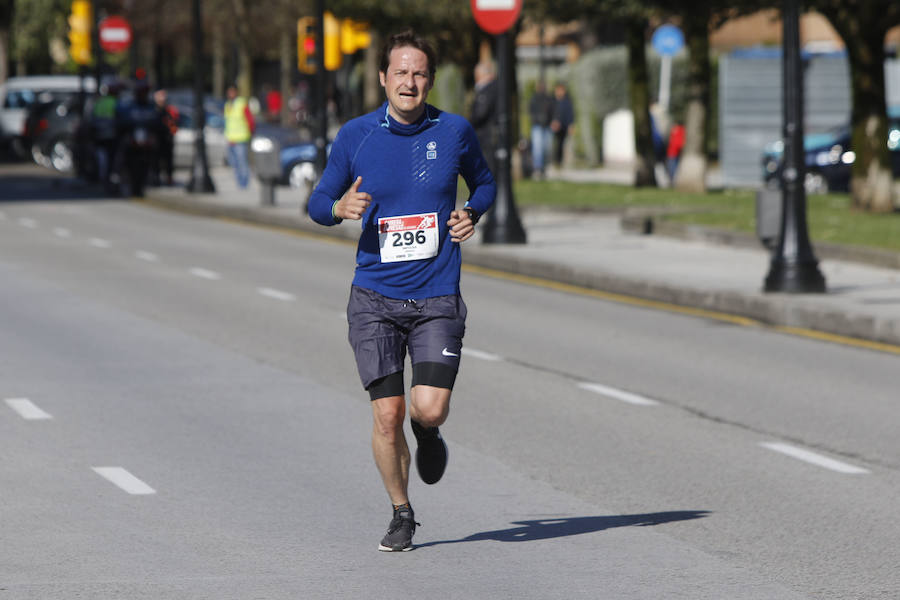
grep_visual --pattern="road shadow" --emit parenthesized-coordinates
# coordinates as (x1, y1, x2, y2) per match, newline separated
(415, 510, 710, 549)
(0, 163, 120, 202)
(0, 173, 108, 202)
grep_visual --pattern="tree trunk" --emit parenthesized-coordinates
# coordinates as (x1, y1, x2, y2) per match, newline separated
(363, 30, 381, 113)
(626, 16, 656, 187)
(816, 5, 894, 211)
(0, 29, 8, 83)
(675, 7, 710, 194)
(212, 22, 225, 99)
(279, 26, 291, 126)
(231, 0, 253, 97)
(847, 41, 893, 211)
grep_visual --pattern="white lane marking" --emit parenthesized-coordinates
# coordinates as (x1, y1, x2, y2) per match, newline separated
(577, 382, 660, 406)
(53, 227, 72, 238)
(462, 347, 502, 361)
(5, 398, 53, 420)
(189, 267, 221, 280)
(92, 467, 157, 495)
(759, 442, 869, 474)
(18, 217, 37, 228)
(89, 237, 111, 248)
(258, 287, 296, 302)
(135, 250, 159, 262)
(0, 210, 7, 220)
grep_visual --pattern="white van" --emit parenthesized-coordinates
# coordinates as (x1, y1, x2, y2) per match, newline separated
(0, 75, 96, 156)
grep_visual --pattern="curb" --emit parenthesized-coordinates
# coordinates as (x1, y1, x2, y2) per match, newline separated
(143, 188, 900, 349)
(621, 213, 900, 271)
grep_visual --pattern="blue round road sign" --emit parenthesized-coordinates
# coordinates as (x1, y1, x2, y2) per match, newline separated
(652, 24, 684, 56)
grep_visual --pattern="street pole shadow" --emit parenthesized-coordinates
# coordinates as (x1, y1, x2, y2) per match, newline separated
(415, 510, 711, 549)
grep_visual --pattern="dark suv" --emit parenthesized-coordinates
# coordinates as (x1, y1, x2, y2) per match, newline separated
(762, 117, 900, 193)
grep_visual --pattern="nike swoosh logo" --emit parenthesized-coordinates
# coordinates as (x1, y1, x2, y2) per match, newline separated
(442, 348, 459, 357)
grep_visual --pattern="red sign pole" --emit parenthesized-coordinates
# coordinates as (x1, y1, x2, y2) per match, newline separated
(471, 0, 526, 244)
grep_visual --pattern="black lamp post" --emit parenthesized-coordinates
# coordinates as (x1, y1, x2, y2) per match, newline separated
(764, 0, 824, 292)
(313, 0, 328, 176)
(482, 32, 525, 244)
(482, 31, 527, 244)
(187, 0, 215, 193)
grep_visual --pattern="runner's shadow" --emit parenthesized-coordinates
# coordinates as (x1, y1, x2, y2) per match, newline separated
(416, 511, 710, 548)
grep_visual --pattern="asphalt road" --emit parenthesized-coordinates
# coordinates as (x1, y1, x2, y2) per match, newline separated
(2, 165, 898, 599)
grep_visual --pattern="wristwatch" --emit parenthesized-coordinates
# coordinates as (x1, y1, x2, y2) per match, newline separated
(463, 206, 480, 225)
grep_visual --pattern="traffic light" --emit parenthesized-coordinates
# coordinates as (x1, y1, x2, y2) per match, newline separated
(323, 12, 342, 72)
(298, 14, 371, 74)
(297, 17, 317, 74)
(340, 18, 371, 56)
(68, 0, 92, 66)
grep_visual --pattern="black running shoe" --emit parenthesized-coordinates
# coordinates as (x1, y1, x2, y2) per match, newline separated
(378, 505, 418, 552)
(412, 420, 448, 485)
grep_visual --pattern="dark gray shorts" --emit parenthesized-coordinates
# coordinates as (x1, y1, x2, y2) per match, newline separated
(347, 285, 467, 391)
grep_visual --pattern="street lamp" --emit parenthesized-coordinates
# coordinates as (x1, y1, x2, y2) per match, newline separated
(482, 31, 527, 244)
(764, 0, 824, 293)
(187, 0, 215, 193)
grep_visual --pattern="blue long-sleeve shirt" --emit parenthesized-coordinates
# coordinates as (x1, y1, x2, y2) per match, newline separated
(308, 102, 496, 299)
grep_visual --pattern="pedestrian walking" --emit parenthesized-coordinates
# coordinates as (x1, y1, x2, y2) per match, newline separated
(224, 85, 255, 189)
(528, 80, 554, 179)
(469, 61, 499, 174)
(550, 82, 574, 169)
(153, 88, 178, 186)
(307, 29, 496, 552)
(666, 122, 685, 185)
(89, 80, 120, 193)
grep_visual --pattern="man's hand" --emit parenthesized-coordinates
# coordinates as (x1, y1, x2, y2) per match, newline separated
(334, 176, 371, 220)
(448, 209, 476, 243)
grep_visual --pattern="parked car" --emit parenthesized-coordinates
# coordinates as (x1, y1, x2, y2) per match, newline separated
(0, 75, 95, 158)
(762, 115, 900, 193)
(22, 93, 87, 173)
(251, 122, 324, 188)
(172, 103, 228, 169)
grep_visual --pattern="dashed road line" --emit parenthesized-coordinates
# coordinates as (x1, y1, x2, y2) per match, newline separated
(5, 398, 53, 420)
(89, 237, 112, 248)
(760, 442, 870, 474)
(189, 267, 221, 280)
(135, 250, 159, 262)
(258, 287, 296, 302)
(53, 227, 72, 238)
(18, 217, 37, 229)
(92, 467, 157, 495)
(462, 347, 503, 361)
(577, 382, 660, 406)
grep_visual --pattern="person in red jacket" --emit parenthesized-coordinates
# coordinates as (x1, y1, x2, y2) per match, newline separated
(666, 122, 685, 186)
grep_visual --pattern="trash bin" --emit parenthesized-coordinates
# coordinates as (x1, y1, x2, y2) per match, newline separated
(756, 182, 782, 251)
(250, 134, 281, 206)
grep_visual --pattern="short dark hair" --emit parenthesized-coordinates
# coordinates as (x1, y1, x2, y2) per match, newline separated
(379, 30, 437, 82)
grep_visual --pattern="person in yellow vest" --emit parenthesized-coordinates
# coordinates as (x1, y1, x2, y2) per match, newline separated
(224, 85, 256, 188)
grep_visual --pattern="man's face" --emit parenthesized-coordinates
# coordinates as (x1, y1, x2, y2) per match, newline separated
(379, 46, 432, 124)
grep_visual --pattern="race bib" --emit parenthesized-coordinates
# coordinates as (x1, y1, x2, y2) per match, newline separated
(378, 212, 439, 263)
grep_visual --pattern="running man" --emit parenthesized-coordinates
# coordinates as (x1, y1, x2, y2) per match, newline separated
(307, 30, 496, 552)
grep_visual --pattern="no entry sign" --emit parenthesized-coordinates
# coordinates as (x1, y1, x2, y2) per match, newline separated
(99, 16, 132, 53)
(470, 0, 522, 35)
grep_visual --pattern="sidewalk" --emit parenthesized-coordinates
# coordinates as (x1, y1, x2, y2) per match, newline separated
(146, 166, 900, 349)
